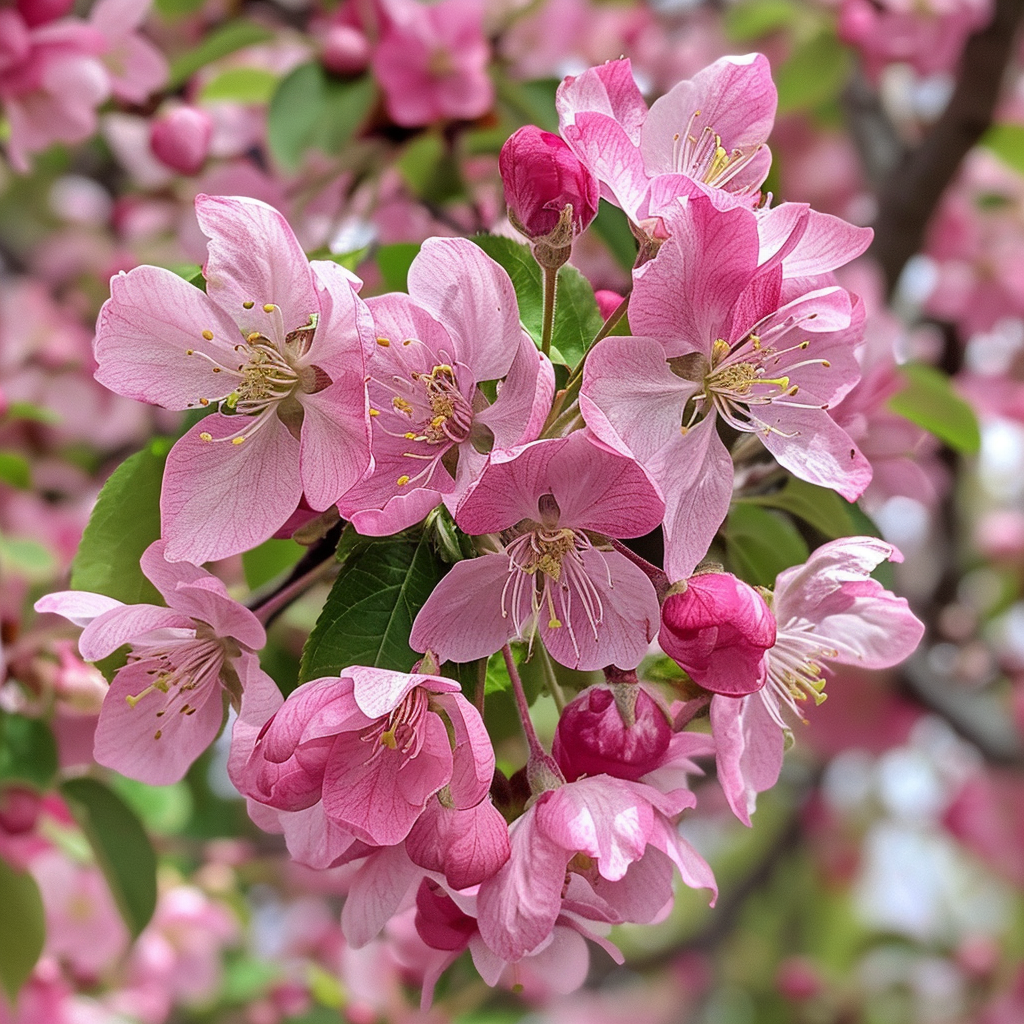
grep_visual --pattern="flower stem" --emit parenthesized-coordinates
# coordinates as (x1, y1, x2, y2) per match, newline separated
(537, 643, 566, 713)
(503, 643, 545, 759)
(251, 553, 339, 626)
(610, 538, 672, 600)
(541, 264, 558, 358)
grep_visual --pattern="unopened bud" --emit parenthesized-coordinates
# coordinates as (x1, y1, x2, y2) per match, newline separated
(660, 573, 775, 696)
(553, 683, 671, 782)
(16, 0, 74, 28)
(500, 125, 599, 252)
(150, 107, 214, 176)
(321, 24, 371, 76)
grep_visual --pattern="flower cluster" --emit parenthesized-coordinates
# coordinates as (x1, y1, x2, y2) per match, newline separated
(31, 52, 927, 1000)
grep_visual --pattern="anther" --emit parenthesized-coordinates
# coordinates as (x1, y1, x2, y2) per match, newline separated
(397, 475, 410, 486)
(200, 432, 213, 442)
(243, 300, 254, 309)
(377, 338, 391, 347)
(232, 436, 246, 445)
(186, 348, 194, 355)
(263, 303, 275, 313)
(202, 330, 214, 341)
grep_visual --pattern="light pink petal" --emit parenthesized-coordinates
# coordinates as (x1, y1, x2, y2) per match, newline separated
(278, 802, 360, 870)
(104, 33, 169, 104)
(476, 806, 568, 962)
(475, 333, 555, 448)
(540, 548, 660, 672)
(647, 816, 718, 903)
(34, 592, 123, 628)
(430, 692, 494, 808)
(307, 258, 375, 369)
(138, 539, 209, 597)
(584, 845, 675, 923)
(758, 204, 873, 278)
(350, 667, 448, 719)
(195, 195, 318, 342)
(161, 415, 302, 564)
(343, 485, 445, 537)
(406, 799, 510, 890)
(94, 267, 242, 410)
(410, 554, 515, 664)
(710, 693, 784, 827)
(94, 658, 222, 784)
(166, 579, 266, 651)
(560, 112, 650, 218)
(90, 0, 149, 35)
(556, 58, 648, 144)
(341, 844, 422, 948)
(79, 604, 189, 662)
(407, 238, 521, 383)
(298, 381, 371, 511)
(227, 652, 284, 789)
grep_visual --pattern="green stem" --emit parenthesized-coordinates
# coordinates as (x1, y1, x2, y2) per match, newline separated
(541, 264, 558, 358)
(537, 644, 566, 713)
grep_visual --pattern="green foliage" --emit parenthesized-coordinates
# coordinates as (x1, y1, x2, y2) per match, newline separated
(725, 0, 800, 40)
(108, 775, 193, 836)
(981, 123, 1024, 176)
(167, 22, 275, 89)
(493, 73, 559, 133)
(3, 401, 60, 425)
(592, 200, 637, 273)
(60, 777, 158, 938)
(471, 235, 604, 366)
(0, 451, 30, 489)
(776, 30, 852, 114)
(70, 439, 170, 606)
(889, 362, 981, 454)
(725, 502, 810, 587)
(398, 133, 465, 204)
(268, 64, 376, 172)
(0, 531, 56, 582)
(200, 67, 279, 105)
(0, 858, 45, 1001)
(242, 538, 305, 591)
(376, 242, 421, 293)
(740, 477, 857, 540)
(0, 712, 58, 791)
(155, 0, 204, 18)
(299, 531, 447, 681)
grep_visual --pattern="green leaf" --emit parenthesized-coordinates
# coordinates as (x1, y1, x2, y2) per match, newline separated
(471, 235, 603, 366)
(889, 363, 981, 454)
(0, 858, 45, 1001)
(742, 477, 857, 540)
(187, 269, 207, 293)
(776, 30, 852, 114)
(0, 451, 30, 489)
(0, 532, 55, 582)
(725, 502, 809, 587)
(71, 439, 170, 606)
(155, 0, 204, 18)
(242, 537, 305, 591)
(200, 66, 279, 105)
(376, 243, 421, 293)
(493, 73, 559, 132)
(267, 64, 376, 172)
(725, 0, 799, 40)
(0, 713, 58, 791)
(108, 776, 193, 836)
(299, 532, 447, 681)
(397, 133, 465, 204)
(981, 124, 1024, 176)
(60, 777, 157, 939)
(592, 200, 637, 273)
(167, 21, 275, 89)
(3, 401, 60, 425)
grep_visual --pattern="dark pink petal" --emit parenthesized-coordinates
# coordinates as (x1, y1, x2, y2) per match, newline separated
(94, 657, 223, 785)
(539, 548, 660, 672)
(160, 414, 302, 564)
(94, 266, 241, 409)
(79, 604, 189, 662)
(407, 799, 510, 890)
(410, 554, 515, 664)
(431, 691, 494, 808)
(341, 844, 422, 948)
(407, 238, 522, 384)
(195, 194, 318, 343)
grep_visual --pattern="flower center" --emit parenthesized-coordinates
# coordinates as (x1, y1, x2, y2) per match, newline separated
(672, 109, 762, 191)
(763, 618, 839, 726)
(361, 686, 429, 756)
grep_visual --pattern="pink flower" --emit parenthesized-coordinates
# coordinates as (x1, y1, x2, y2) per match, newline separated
(499, 125, 600, 244)
(660, 572, 776, 696)
(410, 432, 665, 671)
(93, 194, 372, 563)
(339, 237, 553, 536)
(234, 666, 495, 850)
(556, 54, 776, 231)
(371, 0, 493, 128)
(552, 683, 672, 782)
(149, 106, 214, 176)
(89, 0, 167, 105)
(713, 536, 925, 824)
(581, 194, 870, 578)
(34, 540, 279, 785)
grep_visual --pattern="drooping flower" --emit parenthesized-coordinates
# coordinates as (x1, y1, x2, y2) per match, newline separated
(581, 193, 870, 578)
(92, 194, 372, 563)
(34, 540, 279, 785)
(660, 572, 776, 696)
(339, 237, 553, 536)
(410, 432, 665, 671)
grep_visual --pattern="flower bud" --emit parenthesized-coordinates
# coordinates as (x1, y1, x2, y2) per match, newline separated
(149, 107, 214, 176)
(499, 125, 599, 252)
(16, 0, 75, 28)
(0, 785, 42, 835)
(660, 573, 775, 696)
(553, 683, 671, 782)
(321, 25, 371, 77)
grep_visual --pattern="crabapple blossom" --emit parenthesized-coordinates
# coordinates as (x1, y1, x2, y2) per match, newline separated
(34, 540, 279, 785)
(581, 193, 870, 578)
(92, 194, 373, 563)
(410, 432, 664, 671)
(660, 572, 776, 696)
(338, 237, 553, 535)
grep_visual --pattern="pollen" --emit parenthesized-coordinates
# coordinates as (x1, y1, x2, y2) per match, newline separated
(377, 337, 391, 347)
(397, 475, 410, 486)
(369, 408, 380, 416)
(263, 303, 275, 313)
(186, 348, 194, 355)
(202, 329, 214, 340)
(231, 436, 246, 445)
(200, 432, 213, 442)
(199, 398, 209, 406)
(243, 300, 254, 309)
(247, 332, 261, 342)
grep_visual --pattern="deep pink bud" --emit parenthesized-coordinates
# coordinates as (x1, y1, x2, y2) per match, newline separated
(499, 125, 599, 244)
(660, 573, 776, 696)
(0, 786, 42, 835)
(321, 25, 371, 76)
(594, 289, 624, 320)
(16, 0, 74, 28)
(149, 107, 214, 176)
(553, 683, 671, 782)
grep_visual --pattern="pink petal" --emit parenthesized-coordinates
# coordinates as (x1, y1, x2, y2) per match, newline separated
(556, 58, 649, 145)
(34, 592, 123, 628)
(341, 844, 422, 948)
(407, 799, 510, 890)
(227, 652, 284, 789)
(475, 333, 554, 449)
(79, 604, 189, 662)
(298, 379, 371, 511)
(350, 667, 454, 720)
(277, 802, 361, 870)
(308, 258, 376, 369)
(758, 204, 873, 278)
(430, 692, 494, 808)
